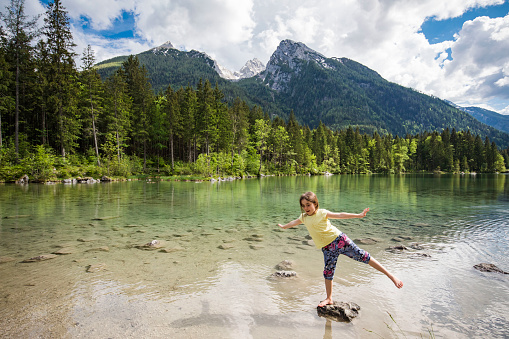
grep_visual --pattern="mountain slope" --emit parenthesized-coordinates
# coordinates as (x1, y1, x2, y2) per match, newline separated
(95, 40, 509, 148)
(460, 106, 509, 134)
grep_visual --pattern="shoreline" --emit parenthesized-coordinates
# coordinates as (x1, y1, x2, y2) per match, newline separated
(1, 170, 506, 185)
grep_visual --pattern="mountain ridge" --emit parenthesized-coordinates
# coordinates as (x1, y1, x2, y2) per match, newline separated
(94, 39, 509, 148)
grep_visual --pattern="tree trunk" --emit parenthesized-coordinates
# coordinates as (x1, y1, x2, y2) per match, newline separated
(170, 132, 174, 171)
(15, 59, 19, 160)
(90, 86, 100, 166)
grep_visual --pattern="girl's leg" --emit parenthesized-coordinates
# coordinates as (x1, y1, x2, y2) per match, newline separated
(368, 257, 404, 288)
(318, 279, 334, 307)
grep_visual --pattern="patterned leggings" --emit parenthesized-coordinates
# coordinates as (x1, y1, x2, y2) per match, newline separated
(322, 233, 371, 280)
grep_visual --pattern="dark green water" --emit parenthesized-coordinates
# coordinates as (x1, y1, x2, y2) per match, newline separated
(0, 174, 508, 338)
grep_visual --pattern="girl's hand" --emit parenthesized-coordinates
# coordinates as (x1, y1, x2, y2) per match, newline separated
(360, 207, 369, 218)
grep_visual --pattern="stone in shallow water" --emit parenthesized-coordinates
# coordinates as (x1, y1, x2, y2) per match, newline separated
(0, 256, 16, 263)
(86, 246, 110, 252)
(317, 301, 360, 322)
(276, 260, 294, 270)
(386, 245, 408, 252)
(474, 263, 508, 274)
(270, 270, 297, 278)
(160, 246, 186, 253)
(21, 254, 58, 263)
(52, 247, 75, 255)
(86, 263, 107, 273)
(136, 240, 164, 250)
(354, 238, 379, 245)
(218, 244, 234, 250)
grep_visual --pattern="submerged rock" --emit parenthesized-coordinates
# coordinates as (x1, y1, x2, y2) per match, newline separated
(3, 214, 30, 219)
(386, 245, 408, 252)
(271, 270, 297, 278)
(21, 254, 58, 263)
(86, 263, 107, 273)
(474, 263, 508, 274)
(52, 247, 75, 255)
(160, 246, 186, 253)
(136, 240, 164, 250)
(0, 256, 16, 264)
(276, 260, 294, 270)
(317, 301, 360, 322)
(92, 215, 120, 221)
(354, 238, 379, 245)
(86, 246, 110, 252)
(218, 244, 234, 250)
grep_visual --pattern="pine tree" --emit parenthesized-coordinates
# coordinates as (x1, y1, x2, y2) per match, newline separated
(103, 68, 131, 162)
(1, 0, 40, 158)
(42, 0, 80, 158)
(80, 45, 103, 166)
(180, 85, 196, 162)
(122, 55, 153, 170)
(163, 84, 181, 171)
(196, 79, 216, 155)
(0, 27, 14, 149)
(254, 118, 270, 175)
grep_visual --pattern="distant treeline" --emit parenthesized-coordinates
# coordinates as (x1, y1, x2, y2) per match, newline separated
(0, 0, 507, 182)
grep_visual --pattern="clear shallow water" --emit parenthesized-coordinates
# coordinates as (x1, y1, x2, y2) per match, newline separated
(0, 174, 508, 338)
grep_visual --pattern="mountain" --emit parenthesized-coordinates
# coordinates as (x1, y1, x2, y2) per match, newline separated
(94, 40, 509, 148)
(460, 106, 509, 134)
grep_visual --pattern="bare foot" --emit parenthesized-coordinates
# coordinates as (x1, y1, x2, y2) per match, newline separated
(318, 298, 334, 307)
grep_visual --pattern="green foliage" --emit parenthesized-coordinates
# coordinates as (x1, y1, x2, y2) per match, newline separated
(0, 3, 507, 181)
(20, 145, 56, 181)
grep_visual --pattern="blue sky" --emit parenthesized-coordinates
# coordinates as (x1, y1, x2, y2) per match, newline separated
(5, 0, 509, 114)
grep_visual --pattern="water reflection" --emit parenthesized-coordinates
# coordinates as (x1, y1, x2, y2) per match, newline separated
(0, 174, 508, 338)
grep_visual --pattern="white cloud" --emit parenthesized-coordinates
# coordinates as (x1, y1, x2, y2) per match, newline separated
(64, 0, 135, 31)
(1, 0, 509, 114)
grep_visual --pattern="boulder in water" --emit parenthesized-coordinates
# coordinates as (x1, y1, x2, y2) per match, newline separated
(276, 260, 294, 270)
(317, 301, 360, 322)
(354, 238, 379, 245)
(136, 239, 164, 250)
(271, 270, 297, 278)
(21, 254, 58, 263)
(86, 263, 107, 273)
(474, 263, 508, 274)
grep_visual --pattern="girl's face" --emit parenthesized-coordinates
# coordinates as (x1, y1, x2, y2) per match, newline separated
(301, 199, 317, 216)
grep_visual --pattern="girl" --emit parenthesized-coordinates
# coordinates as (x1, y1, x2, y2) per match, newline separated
(278, 191, 403, 307)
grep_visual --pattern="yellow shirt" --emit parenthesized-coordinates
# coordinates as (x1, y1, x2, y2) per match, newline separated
(298, 209, 341, 248)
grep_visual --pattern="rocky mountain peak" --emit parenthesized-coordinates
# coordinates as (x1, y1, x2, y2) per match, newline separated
(236, 58, 266, 78)
(151, 41, 175, 53)
(216, 58, 266, 81)
(260, 40, 329, 91)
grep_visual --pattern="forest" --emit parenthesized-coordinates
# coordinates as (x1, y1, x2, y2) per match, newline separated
(0, 0, 508, 183)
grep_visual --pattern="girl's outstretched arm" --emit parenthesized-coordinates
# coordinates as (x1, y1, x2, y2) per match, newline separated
(327, 207, 369, 219)
(278, 219, 302, 229)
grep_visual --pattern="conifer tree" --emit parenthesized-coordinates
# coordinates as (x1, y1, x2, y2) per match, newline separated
(122, 55, 153, 169)
(80, 45, 103, 166)
(103, 68, 131, 162)
(228, 97, 248, 166)
(163, 84, 181, 171)
(42, 0, 79, 158)
(0, 27, 14, 149)
(196, 79, 216, 155)
(1, 0, 40, 158)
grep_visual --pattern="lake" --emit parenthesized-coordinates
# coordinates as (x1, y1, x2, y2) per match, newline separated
(0, 174, 508, 338)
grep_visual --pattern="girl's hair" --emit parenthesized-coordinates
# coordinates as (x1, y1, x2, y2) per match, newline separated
(300, 191, 319, 215)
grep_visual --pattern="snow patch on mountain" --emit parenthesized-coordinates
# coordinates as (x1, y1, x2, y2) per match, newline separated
(215, 58, 266, 80)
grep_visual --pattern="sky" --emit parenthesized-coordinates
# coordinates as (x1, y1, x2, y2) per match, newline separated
(4, 0, 509, 114)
